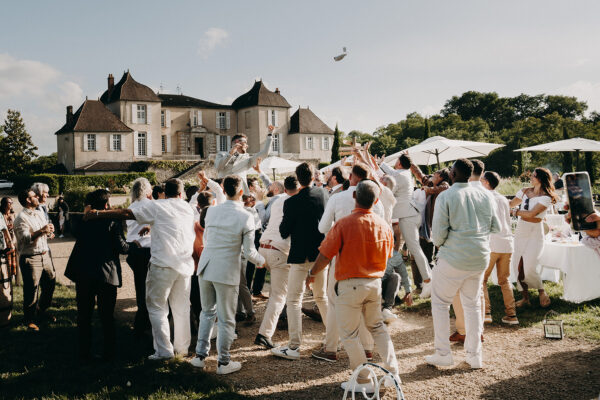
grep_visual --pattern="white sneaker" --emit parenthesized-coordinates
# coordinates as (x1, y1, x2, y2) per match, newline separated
(271, 345, 300, 360)
(190, 356, 205, 368)
(210, 327, 217, 340)
(147, 353, 172, 361)
(383, 374, 402, 388)
(382, 308, 397, 324)
(420, 281, 432, 299)
(341, 380, 375, 394)
(465, 353, 483, 369)
(217, 360, 242, 375)
(424, 351, 454, 367)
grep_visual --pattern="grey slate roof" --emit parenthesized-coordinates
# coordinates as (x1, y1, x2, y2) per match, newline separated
(158, 94, 230, 109)
(100, 71, 160, 104)
(289, 107, 334, 135)
(231, 80, 291, 109)
(55, 100, 133, 134)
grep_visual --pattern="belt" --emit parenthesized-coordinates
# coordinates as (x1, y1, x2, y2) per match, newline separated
(23, 251, 47, 257)
(260, 243, 280, 252)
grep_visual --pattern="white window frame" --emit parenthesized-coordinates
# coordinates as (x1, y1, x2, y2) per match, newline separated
(161, 110, 165, 127)
(113, 134, 122, 151)
(305, 136, 313, 150)
(137, 104, 147, 124)
(270, 110, 276, 126)
(322, 136, 330, 151)
(137, 132, 147, 156)
(218, 135, 230, 152)
(86, 134, 96, 151)
(217, 112, 227, 130)
(161, 135, 166, 153)
(271, 133, 280, 153)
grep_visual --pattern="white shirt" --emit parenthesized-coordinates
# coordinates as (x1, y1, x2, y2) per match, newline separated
(470, 180, 485, 191)
(260, 194, 291, 254)
(132, 198, 195, 275)
(380, 186, 397, 226)
(380, 164, 419, 219)
(14, 208, 49, 255)
(488, 190, 514, 253)
(127, 198, 152, 248)
(516, 189, 552, 219)
(319, 186, 385, 234)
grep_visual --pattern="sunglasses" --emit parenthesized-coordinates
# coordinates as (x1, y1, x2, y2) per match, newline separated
(523, 198, 530, 211)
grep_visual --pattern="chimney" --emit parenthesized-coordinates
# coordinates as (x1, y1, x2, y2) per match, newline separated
(66, 105, 73, 125)
(275, 88, 280, 95)
(107, 73, 114, 97)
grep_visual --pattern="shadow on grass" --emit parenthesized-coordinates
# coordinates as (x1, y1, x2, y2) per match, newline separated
(1, 285, 247, 400)
(481, 348, 600, 400)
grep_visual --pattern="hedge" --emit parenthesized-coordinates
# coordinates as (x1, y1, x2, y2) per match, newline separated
(11, 172, 157, 195)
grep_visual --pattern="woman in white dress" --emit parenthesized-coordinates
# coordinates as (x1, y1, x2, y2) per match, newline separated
(509, 168, 559, 308)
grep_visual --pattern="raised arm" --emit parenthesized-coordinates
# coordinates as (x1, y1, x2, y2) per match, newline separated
(318, 196, 336, 234)
(410, 163, 425, 185)
(206, 179, 226, 205)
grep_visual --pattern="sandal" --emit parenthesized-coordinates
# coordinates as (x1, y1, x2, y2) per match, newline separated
(539, 292, 551, 308)
(515, 298, 531, 308)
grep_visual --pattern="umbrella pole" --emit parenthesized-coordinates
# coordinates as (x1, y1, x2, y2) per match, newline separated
(575, 150, 580, 171)
(272, 168, 276, 181)
(436, 150, 440, 169)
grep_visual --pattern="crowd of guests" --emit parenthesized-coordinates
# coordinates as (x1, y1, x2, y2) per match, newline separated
(4, 130, 598, 394)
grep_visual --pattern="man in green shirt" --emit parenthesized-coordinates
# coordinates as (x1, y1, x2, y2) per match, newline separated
(426, 159, 500, 369)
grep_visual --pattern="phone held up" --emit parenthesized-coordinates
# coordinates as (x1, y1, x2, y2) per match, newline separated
(563, 171, 596, 231)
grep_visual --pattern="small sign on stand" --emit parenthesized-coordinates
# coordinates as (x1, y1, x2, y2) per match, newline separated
(543, 310, 564, 339)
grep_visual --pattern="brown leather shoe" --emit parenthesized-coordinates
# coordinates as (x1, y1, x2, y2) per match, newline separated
(27, 322, 40, 331)
(449, 331, 465, 343)
(253, 293, 269, 300)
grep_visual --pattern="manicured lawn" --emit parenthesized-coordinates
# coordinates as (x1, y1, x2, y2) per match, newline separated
(1, 285, 246, 400)
(399, 267, 600, 342)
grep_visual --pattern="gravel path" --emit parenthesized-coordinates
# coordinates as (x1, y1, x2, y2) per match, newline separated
(49, 239, 600, 400)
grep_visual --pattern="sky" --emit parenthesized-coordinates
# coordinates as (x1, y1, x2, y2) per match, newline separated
(1, 0, 599, 155)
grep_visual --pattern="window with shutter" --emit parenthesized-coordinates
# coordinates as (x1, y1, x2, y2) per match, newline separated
(161, 135, 166, 153)
(87, 134, 97, 151)
(218, 135, 230, 152)
(146, 105, 152, 125)
(133, 131, 138, 155)
(146, 131, 152, 157)
(113, 134, 121, 151)
(137, 132, 147, 156)
(217, 112, 227, 130)
(305, 136, 313, 150)
(271, 134, 280, 153)
(137, 105, 147, 124)
(161, 110, 165, 127)
(322, 137, 330, 150)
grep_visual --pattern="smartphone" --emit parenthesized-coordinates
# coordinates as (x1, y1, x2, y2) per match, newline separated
(564, 171, 596, 231)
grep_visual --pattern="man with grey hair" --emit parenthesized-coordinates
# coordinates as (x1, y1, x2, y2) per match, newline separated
(307, 180, 399, 394)
(31, 183, 51, 221)
(126, 177, 153, 335)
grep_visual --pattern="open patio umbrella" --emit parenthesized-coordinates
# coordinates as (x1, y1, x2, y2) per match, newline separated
(515, 137, 600, 170)
(384, 136, 505, 168)
(257, 156, 300, 180)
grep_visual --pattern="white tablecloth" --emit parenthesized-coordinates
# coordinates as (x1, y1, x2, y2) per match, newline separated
(538, 241, 600, 303)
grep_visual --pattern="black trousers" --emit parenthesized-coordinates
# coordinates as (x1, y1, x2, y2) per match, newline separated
(245, 230, 265, 295)
(76, 279, 117, 359)
(190, 274, 201, 334)
(126, 246, 151, 332)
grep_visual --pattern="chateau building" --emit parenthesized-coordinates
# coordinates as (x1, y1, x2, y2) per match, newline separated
(55, 71, 334, 174)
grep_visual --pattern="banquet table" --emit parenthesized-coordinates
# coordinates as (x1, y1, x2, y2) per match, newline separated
(538, 241, 600, 303)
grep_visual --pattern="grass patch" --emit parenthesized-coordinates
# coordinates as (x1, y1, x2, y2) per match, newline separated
(1, 285, 246, 400)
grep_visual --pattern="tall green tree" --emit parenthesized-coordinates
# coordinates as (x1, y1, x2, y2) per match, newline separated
(331, 123, 341, 163)
(0, 109, 38, 177)
(562, 125, 573, 173)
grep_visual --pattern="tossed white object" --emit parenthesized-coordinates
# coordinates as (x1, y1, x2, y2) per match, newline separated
(319, 156, 354, 172)
(515, 137, 600, 152)
(384, 136, 504, 167)
(259, 155, 300, 173)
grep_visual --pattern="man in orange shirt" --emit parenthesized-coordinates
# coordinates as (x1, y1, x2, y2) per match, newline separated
(306, 180, 399, 394)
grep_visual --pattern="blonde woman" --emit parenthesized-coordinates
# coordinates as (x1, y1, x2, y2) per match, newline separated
(509, 168, 559, 308)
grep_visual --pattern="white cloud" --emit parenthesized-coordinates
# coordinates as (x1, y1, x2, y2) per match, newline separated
(0, 53, 84, 154)
(198, 28, 229, 59)
(559, 80, 600, 114)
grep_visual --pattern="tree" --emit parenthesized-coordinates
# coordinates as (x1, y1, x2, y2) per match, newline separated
(27, 153, 58, 174)
(543, 95, 587, 120)
(562, 125, 573, 173)
(331, 123, 341, 163)
(0, 109, 38, 177)
(422, 118, 431, 174)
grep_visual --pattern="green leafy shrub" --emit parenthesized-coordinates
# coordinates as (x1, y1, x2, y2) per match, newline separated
(12, 174, 61, 195)
(11, 173, 157, 195)
(318, 162, 330, 170)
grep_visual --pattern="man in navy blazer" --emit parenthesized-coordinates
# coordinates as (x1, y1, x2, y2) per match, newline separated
(271, 162, 329, 360)
(191, 175, 265, 375)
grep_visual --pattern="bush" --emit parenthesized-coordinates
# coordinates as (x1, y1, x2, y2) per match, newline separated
(318, 162, 330, 170)
(63, 186, 92, 212)
(12, 174, 61, 195)
(10, 173, 157, 196)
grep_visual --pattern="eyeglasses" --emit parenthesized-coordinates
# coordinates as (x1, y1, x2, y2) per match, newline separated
(523, 197, 530, 211)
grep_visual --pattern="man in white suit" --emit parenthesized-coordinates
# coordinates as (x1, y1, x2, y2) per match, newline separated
(214, 128, 274, 194)
(191, 175, 266, 375)
(380, 154, 433, 298)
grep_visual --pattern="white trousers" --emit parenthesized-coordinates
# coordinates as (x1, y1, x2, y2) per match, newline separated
(324, 258, 374, 353)
(286, 261, 328, 349)
(258, 248, 289, 339)
(146, 264, 191, 357)
(431, 258, 483, 358)
(398, 214, 431, 280)
(512, 219, 545, 291)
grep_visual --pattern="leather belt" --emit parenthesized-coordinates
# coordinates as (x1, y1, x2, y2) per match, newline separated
(260, 243, 280, 252)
